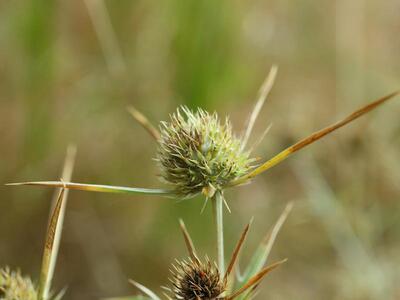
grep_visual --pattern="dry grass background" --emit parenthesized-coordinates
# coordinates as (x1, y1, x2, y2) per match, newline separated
(0, 0, 399, 299)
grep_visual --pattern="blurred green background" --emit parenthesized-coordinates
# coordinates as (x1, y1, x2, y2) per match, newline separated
(1, 0, 399, 299)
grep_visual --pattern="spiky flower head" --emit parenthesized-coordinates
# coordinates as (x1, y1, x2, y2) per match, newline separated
(169, 257, 225, 300)
(0, 268, 37, 300)
(157, 106, 253, 198)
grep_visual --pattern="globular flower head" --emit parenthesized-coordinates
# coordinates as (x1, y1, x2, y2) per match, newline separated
(0, 268, 38, 300)
(169, 257, 225, 300)
(157, 106, 254, 198)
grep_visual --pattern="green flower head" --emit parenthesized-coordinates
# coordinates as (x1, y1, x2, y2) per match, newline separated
(157, 106, 254, 198)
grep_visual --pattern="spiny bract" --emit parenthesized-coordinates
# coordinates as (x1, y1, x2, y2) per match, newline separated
(169, 257, 225, 300)
(0, 268, 37, 300)
(157, 106, 253, 198)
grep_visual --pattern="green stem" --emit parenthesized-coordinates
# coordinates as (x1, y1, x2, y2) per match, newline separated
(212, 190, 225, 273)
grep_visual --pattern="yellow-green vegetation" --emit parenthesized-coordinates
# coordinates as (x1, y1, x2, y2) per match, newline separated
(0, 268, 37, 300)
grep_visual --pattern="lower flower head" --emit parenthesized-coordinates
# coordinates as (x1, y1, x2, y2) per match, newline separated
(169, 258, 225, 300)
(157, 106, 253, 198)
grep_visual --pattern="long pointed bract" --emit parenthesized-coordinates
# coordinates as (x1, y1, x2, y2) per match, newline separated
(38, 188, 66, 300)
(227, 259, 287, 300)
(230, 91, 399, 186)
(127, 106, 160, 140)
(179, 219, 199, 262)
(6, 181, 175, 196)
(224, 220, 252, 282)
(241, 202, 293, 285)
(40, 145, 77, 300)
(241, 65, 278, 151)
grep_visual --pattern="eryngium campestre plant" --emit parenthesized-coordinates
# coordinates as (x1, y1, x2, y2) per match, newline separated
(0, 268, 37, 300)
(10, 82, 397, 291)
(157, 107, 254, 198)
(169, 257, 225, 299)
(9, 81, 398, 201)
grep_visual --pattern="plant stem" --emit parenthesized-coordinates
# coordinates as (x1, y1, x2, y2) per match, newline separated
(212, 190, 225, 273)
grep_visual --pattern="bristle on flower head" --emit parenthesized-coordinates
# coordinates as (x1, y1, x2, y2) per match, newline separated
(157, 106, 253, 198)
(0, 268, 38, 300)
(169, 257, 225, 300)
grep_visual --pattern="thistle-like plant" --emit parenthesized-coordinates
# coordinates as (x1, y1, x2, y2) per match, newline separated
(157, 106, 255, 199)
(1, 146, 76, 300)
(10, 67, 399, 197)
(7, 66, 399, 273)
(109, 202, 291, 300)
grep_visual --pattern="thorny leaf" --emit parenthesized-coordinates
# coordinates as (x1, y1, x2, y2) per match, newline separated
(227, 259, 287, 300)
(235, 202, 293, 300)
(38, 145, 76, 300)
(230, 91, 399, 187)
(7, 181, 175, 197)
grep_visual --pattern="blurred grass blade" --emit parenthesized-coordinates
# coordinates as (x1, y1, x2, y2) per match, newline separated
(241, 65, 278, 151)
(179, 219, 199, 262)
(38, 188, 66, 300)
(127, 106, 160, 140)
(239, 202, 292, 293)
(230, 91, 399, 186)
(227, 259, 287, 300)
(129, 279, 161, 300)
(224, 219, 252, 282)
(7, 181, 175, 196)
(293, 156, 388, 295)
(39, 145, 76, 300)
(84, 0, 126, 77)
